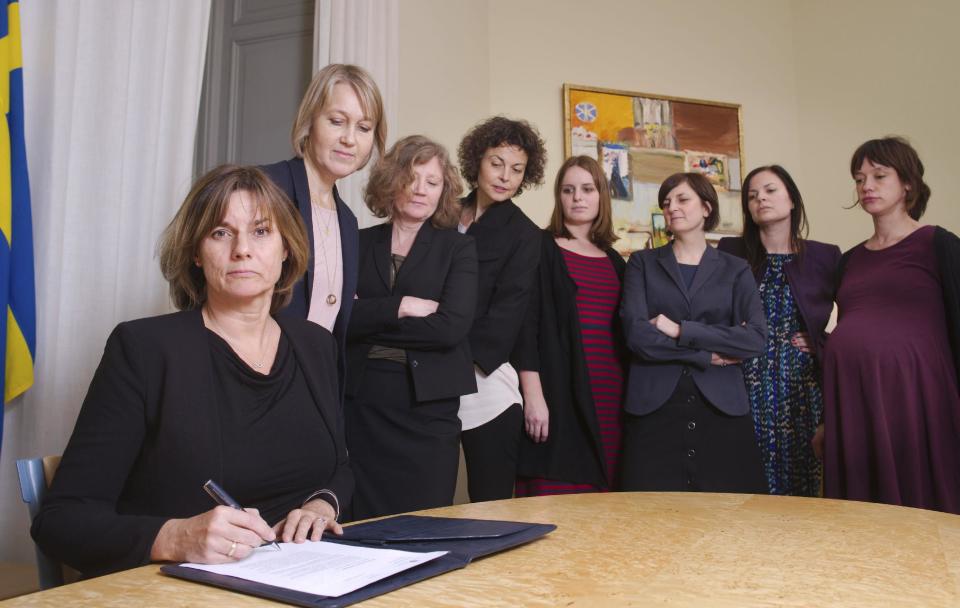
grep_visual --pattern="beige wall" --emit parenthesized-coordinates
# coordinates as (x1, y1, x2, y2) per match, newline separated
(792, 0, 960, 249)
(398, 0, 959, 249)
(398, 0, 489, 180)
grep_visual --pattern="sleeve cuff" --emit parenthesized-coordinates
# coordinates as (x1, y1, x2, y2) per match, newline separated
(302, 489, 340, 521)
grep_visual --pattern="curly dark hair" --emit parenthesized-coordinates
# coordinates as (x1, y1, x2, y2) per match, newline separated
(457, 116, 547, 197)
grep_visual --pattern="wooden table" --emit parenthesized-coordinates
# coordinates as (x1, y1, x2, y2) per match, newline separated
(5, 492, 960, 607)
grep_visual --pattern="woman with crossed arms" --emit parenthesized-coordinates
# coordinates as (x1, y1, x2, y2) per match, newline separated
(345, 135, 477, 519)
(619, 172, 768, 492)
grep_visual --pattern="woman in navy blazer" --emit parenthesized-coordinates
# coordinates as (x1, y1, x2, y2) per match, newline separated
(345, 136, 478, 520)
(718, 164, 840, 496)
(620, 172, 768, 493)
(262, 64, 387, 394)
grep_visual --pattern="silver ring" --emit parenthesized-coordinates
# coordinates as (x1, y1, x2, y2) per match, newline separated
(227, 540, 238, 558)
(721, 362, 727, 367)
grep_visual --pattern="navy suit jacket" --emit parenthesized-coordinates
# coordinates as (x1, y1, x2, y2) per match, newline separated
(347, 222, 479, 402)
(620, 244, 767, 416)
(261, 157, 359, 394)
(718, 237, 840, 358)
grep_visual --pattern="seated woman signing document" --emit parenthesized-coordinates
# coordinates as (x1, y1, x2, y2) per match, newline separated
(31, 165, 353, 578)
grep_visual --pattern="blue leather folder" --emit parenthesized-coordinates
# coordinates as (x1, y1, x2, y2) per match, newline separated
(160, 515, 557, 607)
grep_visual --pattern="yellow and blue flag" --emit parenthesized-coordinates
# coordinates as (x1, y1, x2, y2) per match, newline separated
(0, 0, 36, 436)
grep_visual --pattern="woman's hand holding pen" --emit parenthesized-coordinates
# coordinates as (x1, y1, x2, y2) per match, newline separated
(150, 506, 276, 564)
(274, 499, 342, 543)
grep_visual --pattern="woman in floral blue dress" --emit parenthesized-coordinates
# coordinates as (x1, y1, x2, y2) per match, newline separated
(718, 165, 839, 496)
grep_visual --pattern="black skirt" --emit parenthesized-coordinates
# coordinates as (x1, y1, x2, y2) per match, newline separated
(620, 374, 767, 493)
(345, 359, 461, 520)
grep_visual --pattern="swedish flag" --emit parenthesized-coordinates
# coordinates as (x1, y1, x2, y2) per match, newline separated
(0, 0, 36, 422)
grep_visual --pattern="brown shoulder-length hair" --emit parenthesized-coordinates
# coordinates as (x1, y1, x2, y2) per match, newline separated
(457, 116, 547, 197)
(364, 135, 464, 229)
(291, 63, 387, 170)
(548, 155, 617, 249)
(850, 136, 931, 220)
(658, 172, 720, 233)
(158, 165, 309, 314)
(740, 165, 808, 274)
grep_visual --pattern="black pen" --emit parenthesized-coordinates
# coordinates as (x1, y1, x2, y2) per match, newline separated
(203, 479, 281, 551)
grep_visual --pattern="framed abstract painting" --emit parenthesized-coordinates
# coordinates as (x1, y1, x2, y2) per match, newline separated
(563, 84, 745, 254)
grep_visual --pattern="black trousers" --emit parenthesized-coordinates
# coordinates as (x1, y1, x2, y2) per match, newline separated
(460, 403, 523, 502)
(620, 375, 767, 494)
(345, 359, 461, 521)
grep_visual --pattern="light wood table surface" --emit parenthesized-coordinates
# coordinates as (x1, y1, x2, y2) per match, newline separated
(5, 492, 960, 607)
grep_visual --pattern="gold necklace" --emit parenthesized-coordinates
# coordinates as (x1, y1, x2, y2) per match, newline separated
(314, 205, 340, 305)
(204, 310, 272, 370)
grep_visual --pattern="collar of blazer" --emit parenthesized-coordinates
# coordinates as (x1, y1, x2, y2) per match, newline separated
(656, 242, 721, 303)
(460, 189, 519, 232)
(287, 157, 347, 291)
(371, 220, 436, 291)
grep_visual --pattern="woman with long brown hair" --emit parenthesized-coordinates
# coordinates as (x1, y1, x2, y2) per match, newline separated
(515, 156, 626, 495)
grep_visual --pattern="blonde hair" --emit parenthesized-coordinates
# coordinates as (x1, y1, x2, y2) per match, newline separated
(291, 63, 386, 169)
(158, 165, 309, 314)
(364, 135, 463, 229)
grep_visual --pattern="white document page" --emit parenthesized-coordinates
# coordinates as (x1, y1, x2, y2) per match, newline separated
(181, 541, 447, 598)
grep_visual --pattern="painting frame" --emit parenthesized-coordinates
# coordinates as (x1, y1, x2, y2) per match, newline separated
(563, 83, 746, 254)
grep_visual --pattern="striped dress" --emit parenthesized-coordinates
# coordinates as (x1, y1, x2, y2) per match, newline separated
(516, 248, 624, 495)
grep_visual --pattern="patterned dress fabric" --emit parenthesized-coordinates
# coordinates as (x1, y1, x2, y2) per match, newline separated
(516, 248, 623, 495)
(743, 254, 823, 496)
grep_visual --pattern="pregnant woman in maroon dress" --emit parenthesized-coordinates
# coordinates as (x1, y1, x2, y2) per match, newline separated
(822, 136, 960, 514)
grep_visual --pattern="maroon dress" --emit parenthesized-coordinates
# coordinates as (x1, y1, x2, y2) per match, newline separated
(823, 225, 960, 513)
(516, 248, 623, 495)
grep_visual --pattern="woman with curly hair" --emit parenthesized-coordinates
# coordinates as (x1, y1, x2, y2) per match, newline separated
(456, 116, 547, 502)
(345, 135, 478, 519)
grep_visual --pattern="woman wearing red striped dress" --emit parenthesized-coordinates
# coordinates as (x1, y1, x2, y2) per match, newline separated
(515, 155, 626, 495)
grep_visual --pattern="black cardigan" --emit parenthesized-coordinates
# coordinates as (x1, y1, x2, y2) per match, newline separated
(516, 232, 627, 487)
(31, 310, 352, 578)
(837, 225, 960, 382)
(461, 191, 541, 374)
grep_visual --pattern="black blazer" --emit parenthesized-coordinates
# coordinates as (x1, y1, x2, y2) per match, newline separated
(621, 244, 767, 416)
(718, 237, 840, 358)
(516, 232, 626, 486)
(261, 157, 359, 391)
(347, 222, 478, 402)
(30, 310, 352, 578)
(461, 191, 541, 374)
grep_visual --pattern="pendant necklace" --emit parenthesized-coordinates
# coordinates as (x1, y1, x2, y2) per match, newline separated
(314, 204, 340, 305)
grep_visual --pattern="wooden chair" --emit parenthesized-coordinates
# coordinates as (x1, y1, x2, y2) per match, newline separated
(16, 456, 64, 589)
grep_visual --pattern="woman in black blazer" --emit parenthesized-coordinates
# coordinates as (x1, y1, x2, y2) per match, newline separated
(717, 164, 841, 496)
(346, 136, 478, 520)
(620, 172, 768, 493)
(455, 116, 547, 502)
(516, 156, 627, 494)
(262, 63, 387, 393)
(32, 166, 352, 577)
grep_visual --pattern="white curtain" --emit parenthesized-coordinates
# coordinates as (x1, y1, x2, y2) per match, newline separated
(314, 0, 399, 228)
(0, 1, 211, 564)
